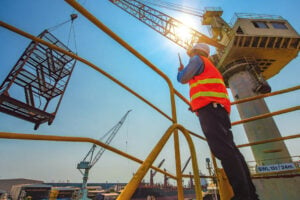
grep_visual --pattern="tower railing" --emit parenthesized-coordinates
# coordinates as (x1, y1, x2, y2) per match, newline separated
(229, 13, 284, 27)
(0, 0, 299, 199)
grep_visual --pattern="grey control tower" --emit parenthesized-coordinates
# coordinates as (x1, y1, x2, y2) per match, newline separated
(202, 8, 299, 165)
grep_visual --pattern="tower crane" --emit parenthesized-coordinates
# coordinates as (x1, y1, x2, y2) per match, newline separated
(149, 158, 165, 186)
(77, 110, 131, 200)
(109, 0, 225, 50)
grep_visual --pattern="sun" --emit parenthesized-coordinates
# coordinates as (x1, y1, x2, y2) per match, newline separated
(175, 24, 192, 41)
(174, 15, 198, 42)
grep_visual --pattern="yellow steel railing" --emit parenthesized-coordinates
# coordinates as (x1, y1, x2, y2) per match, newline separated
(0, 0, 299, 199)
(0, 5, 202, 198)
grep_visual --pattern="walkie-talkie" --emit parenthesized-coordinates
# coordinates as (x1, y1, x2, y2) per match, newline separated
(178, 53, 183, 66)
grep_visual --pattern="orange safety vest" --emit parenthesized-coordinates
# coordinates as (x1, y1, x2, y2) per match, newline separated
(189, 56, 231, 113)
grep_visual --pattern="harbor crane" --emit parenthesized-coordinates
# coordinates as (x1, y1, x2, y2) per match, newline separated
(181, 156, 194, 188)
(161, 157, 192, 187)
(150, 158, 165, 186)
(182, 156, 208, 190)
(77, 110, 131, 200)
(109, 0, 225, 50)
(181, 156, 191, 174)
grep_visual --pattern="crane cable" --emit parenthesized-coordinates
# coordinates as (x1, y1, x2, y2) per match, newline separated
(46, 13, 78, 53)
(140, 0, 203, 17)
(67, 14, 78, 53)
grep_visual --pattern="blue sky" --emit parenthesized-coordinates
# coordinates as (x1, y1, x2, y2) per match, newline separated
(0, 0, 299, 185)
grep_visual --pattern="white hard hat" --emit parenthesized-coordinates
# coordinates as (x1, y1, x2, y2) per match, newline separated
(187, 43, 210, 57)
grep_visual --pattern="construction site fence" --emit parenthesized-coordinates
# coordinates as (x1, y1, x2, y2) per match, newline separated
(1, 0, 299, 199)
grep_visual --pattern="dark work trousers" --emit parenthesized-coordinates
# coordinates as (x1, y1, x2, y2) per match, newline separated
(197, 103, 259, 200)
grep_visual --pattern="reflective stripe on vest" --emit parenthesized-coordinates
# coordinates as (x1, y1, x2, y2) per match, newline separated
(188, 56, 231, 113)
(190, 78, 225, 88)
(190, 78, 228, 100)
(191, 91, 229, 101)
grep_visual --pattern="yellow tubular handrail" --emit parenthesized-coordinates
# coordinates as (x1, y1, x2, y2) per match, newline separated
(231, 85, 300, 105)
(238, 132, 300, 178)
(0, 20, 188, 199)
(63, 0, 187, 198)
(0, 132, 176, 179)
(232, 106, 300, 126)
(174, 89, 190, 106)
(231, 85, 300, 126)
(0, 0, 299, 199)
(237, 133, 300, 148)
(1, 18, 299, 200)
(63, 0, 177, 115)
(175, 80, 300, 109)
(117, 123, 202, 200)
(0, 124, 203, 200)
(0, 21, 172, 122)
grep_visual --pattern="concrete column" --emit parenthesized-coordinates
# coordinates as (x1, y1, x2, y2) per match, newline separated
(227, 69, 291, 165)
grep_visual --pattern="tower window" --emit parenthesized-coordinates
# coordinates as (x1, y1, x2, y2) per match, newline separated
(252, 21, 269, 29)
(236, 26, 244, 34)
(271, 22, 288, 29)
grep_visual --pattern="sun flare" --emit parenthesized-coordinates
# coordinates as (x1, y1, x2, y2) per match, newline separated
(175, 25, 192, 41)
(174, 15, 198, 42)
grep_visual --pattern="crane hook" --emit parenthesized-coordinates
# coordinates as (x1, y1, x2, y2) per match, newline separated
(70, 14, 78, 21)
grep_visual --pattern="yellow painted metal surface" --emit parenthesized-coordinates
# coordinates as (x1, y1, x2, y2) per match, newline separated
(0, 1, 299, 200)
(217, 169, 234, 200)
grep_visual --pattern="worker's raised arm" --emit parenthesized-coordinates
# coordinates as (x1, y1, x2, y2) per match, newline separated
(177, 55, 204, 84)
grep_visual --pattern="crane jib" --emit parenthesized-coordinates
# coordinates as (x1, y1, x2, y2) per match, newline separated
(109, 0, 225, 49)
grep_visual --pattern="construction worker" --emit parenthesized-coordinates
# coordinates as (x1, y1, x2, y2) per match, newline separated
(177, 43, 259, 200)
